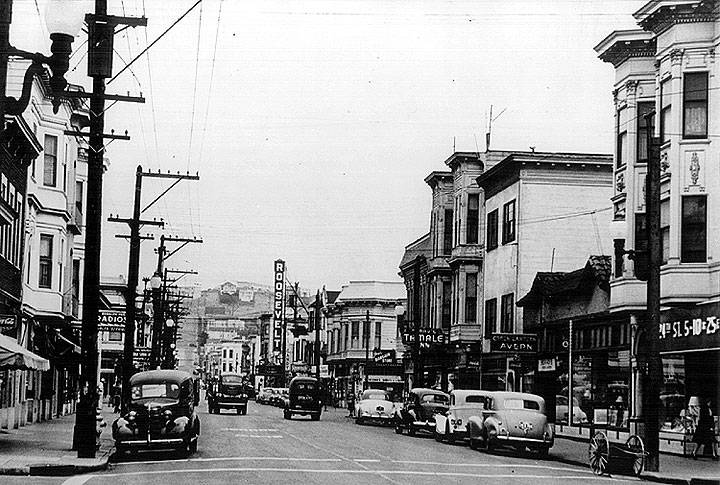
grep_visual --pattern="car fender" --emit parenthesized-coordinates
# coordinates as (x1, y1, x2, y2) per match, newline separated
(435, 413, 447, 434)
(466, 416, 483, 439)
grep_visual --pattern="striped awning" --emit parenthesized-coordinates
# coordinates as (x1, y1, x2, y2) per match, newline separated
(0, 334, 50, 371)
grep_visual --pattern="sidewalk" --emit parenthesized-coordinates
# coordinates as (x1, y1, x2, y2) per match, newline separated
(0, 406, 114, 476)
(552, 436, 720, 485)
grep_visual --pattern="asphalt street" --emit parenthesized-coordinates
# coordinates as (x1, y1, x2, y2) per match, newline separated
(14, 400, 646, 485)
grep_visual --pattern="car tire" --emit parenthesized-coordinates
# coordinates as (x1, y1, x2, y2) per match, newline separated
(446, 422, 454, 444)
(311, 413, 320, 421)
(189, 436, 198, 454)
(469, 438, 478, 450)
(283, 410, 291, 420)
(537, 446, 549, 458)
(356, 417, 364, 425)
(407, 426, 415, 437)
(434, 429, 443, 442)
(394, 424, 403, 434)
(237, 407, 242, 415)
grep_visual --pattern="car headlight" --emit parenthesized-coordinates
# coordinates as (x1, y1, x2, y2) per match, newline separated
(455, 418, 462, 427)
(127, 411, 137, 422)
(163, 410, 173, 420)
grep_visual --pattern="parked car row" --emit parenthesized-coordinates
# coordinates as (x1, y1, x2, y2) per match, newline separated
(355, 387, 555, 457)
(256, 387, 289, 407)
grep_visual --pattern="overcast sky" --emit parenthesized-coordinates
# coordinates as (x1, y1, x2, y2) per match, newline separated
(14, 0, 643, 291)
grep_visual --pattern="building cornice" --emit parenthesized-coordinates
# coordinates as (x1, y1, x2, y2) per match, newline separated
(635, 0, 717, 35)
(595, 29, 657, 67)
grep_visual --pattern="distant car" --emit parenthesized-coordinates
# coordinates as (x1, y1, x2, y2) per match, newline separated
(207, 373, 249, 414)
(271, 388, 289, 407)
(112, 369, 200, 455)
(555, 395, 588, 424)
(284, 377, 322, 420)
(435, 390, 493, 443)
(394, 388, 450, 436)
(355, 389, 395, 426)
(467, 391, 554, 456)
(256, 387, 273, 404)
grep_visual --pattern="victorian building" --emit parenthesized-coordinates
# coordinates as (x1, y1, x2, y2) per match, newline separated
(595, 0, 720, 449)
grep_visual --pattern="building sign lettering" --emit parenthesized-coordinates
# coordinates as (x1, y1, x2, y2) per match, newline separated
(99, 311, 125, 331)
(401, 327, 447, 348)
(659, 303, 720, 353)
(489, 334, 537, 353)
(272, 260, 285, 352)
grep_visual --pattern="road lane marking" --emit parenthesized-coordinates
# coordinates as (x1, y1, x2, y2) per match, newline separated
(112, 456, 343, 466)
(354, 459, 381, 462)
(61, 475, 95, 485)
(284, 431, 403, 485)
(391, 460, 595, 474)
(96, 467, 636, 481)
(234, 434, 283, 438)
(222, 428, 278, 432)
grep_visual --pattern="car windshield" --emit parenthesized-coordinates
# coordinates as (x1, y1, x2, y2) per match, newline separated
(222, 375, 243, 385)
(295, 382, 316, 391)
(504, 399, 541, 411)
(362, 390, 389, 401)
(421, 394, 449, 404)
(132, 382, 180, 400)
(465, 395, 487, 405)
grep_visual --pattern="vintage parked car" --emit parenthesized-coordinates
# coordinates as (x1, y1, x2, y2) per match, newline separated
(256, 387, 275, 404)
(556, 395, 588, 424)
(284, 377, 322, 420)
(435, 390, 494, 443)
(355, 389, 395, 425)
(273, 388, 289, 407)
(467, 391, 554, 456)
(394, 388, 450, 436)
(206, 373, 249, 415)
(112, 369, 200, 455)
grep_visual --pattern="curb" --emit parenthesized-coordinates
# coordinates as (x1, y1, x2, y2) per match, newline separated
(551, 454, 690, 485)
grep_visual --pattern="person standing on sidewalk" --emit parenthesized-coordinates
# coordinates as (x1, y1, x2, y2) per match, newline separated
(691, 398, 719, 460)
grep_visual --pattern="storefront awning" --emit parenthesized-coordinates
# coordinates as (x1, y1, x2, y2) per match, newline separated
(0, 334, 50, 371)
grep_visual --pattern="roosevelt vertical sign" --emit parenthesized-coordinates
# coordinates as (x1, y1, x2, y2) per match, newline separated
(272, 260, 285, 358)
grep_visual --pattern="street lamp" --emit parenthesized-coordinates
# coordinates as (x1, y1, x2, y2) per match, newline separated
(0, 0, 88, 116)
(149, 272, 163, 368)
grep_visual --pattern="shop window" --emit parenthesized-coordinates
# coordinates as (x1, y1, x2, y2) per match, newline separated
(502, 200, 516, 244)
(344, 324, 349, 350)
(500, 293, 514, 333)
(467, 194, 479, 244)
(660, 78, 672, 143)
(681, 195, 706, 263)
(374, 322, 382, 349)
(637, 102, 655, 162)
(43, 134, 57, 187)
(443, 209, 453, 254)
(486, 209, 498, 250)
(39, 234, 53, 288)
(484, 298, 497, 337)
(108, 331, 122, 342)
(613, 238, 624, 278)
(683, 72, 708, 139)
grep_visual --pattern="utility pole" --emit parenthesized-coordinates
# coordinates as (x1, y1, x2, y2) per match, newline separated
(108, 167, 197, 411)
(413, 262, 422, 388)
(314, 290, 321, 381)
(364, 309, 370, 389)
(150, 235, 202, 368)
(73, 1, 146, 458)
(641, 111, 662, 472)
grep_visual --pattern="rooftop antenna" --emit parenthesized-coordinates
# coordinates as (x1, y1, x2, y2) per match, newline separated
(453, 136, 456, 152)
(486, 104, 507, 151)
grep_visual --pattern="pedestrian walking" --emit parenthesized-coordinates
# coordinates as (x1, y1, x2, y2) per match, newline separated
(346, 392, 355, 417)
(691, 398, 719, 460)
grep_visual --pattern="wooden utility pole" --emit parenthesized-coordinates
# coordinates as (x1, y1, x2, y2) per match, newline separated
(315, 290, 321, 381)
(641, 112, 662, 472)
(73, 1, 145, 458)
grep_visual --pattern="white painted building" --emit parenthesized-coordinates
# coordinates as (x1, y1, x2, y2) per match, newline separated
(596, 0, 720, 443)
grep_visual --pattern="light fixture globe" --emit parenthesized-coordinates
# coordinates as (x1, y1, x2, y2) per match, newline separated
(44, 0, 88, 37)
(149, 273, 162, 289)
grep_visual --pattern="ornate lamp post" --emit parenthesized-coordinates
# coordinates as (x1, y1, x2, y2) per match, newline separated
(0, 0, 87, 119)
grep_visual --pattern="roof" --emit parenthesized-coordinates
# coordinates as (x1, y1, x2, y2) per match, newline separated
(424, 171, 453, 188)
(130, 369, 193, 385)
(398, 232, 431, 270)
(443, 151, 483, 170)
(634, 0, 717, 33)
(336, 281, 406, 303)
(476, 151, 612, 198)
(410, 387, 449, 396)
(594, 29, 656, 67)
(451, 389, 493, 399)
(517, 255, 611, 307)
